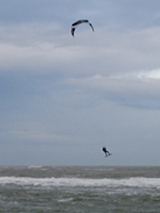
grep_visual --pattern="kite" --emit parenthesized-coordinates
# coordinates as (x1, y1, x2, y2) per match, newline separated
(71, 19, 94, 36)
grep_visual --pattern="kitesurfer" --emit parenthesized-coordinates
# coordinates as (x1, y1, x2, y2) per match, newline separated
(102, 147, 111, 157)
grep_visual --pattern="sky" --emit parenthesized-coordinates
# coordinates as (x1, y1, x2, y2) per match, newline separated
(1, 0, 160, 166)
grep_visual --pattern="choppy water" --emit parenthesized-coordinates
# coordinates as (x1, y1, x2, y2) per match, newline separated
(0, 166, 160, 212)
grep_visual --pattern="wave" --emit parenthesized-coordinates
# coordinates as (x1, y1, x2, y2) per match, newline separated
(0, 177, 160, 188)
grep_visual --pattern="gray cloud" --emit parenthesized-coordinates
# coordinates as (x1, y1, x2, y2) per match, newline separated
(1, 0, 160, 165)
(1, 23, 160, 76)
(68, 69, 160, 109)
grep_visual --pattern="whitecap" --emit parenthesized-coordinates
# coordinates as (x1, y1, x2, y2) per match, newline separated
(0, 176, 160, 189)
(57, 197, 74, 203)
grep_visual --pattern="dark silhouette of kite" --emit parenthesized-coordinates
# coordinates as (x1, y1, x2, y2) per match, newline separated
(71, 19, 94, 36)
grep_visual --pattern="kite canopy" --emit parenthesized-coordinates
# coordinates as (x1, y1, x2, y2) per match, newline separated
(71, 19, 94, 36)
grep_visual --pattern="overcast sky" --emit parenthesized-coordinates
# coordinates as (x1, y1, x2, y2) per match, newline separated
(1, 0, 160, 166)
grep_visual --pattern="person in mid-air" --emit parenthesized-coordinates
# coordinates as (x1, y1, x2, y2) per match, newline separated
(102, 147, 111, 157)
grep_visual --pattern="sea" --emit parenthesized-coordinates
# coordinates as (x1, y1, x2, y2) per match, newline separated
(0, 166, 160, 213)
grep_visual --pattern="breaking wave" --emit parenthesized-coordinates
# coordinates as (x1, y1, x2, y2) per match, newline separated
(0, 177, 160, 188)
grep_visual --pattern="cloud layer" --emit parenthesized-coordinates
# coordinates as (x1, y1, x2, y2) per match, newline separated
(1, 0, 160, 165)
(68, 68, 160, 109)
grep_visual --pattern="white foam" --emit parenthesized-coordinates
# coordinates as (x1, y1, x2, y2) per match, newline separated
(58, 197, 74, 203)
(0, 177, 160, 188)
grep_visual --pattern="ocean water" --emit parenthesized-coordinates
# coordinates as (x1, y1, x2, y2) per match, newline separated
(0, 166, 160, 212)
